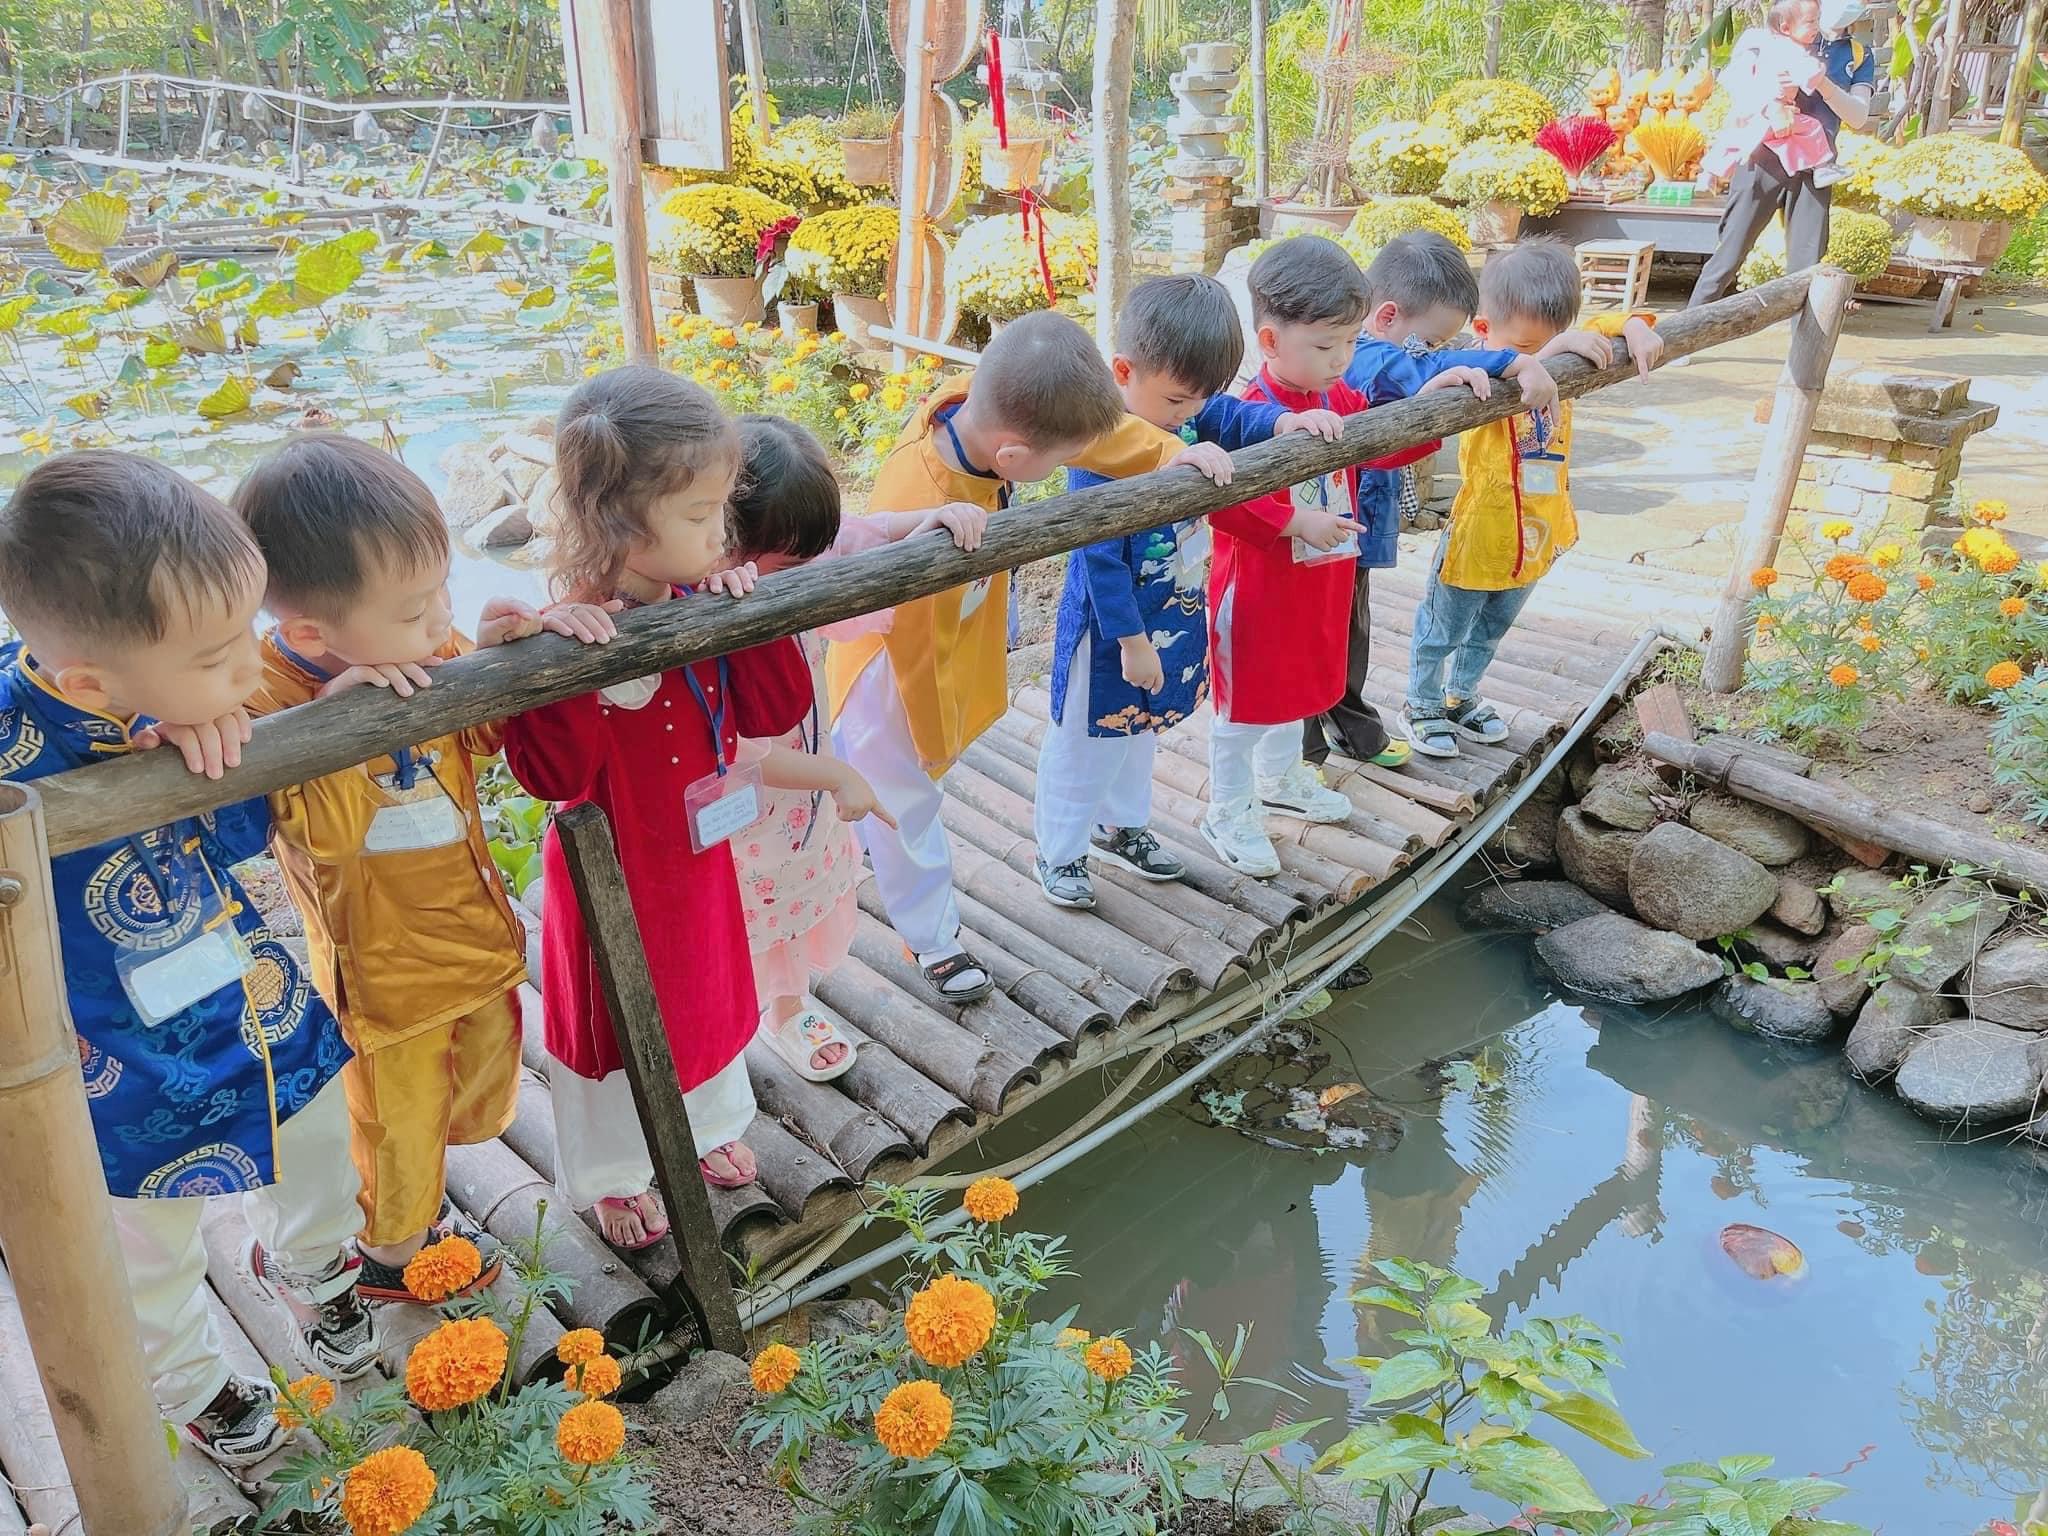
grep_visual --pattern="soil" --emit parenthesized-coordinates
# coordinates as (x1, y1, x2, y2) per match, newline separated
(630, 1374, 852, 1536)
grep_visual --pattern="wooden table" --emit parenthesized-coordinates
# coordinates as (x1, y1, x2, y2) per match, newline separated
(1525, 192, 1729, 255)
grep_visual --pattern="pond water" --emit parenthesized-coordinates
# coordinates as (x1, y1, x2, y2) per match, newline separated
(952, 882, 2048, 1533)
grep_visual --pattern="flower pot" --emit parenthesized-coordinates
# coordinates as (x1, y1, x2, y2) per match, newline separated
(1181, 41, 1242, 73)
(983, 137, 1047, 192)
(1903, 216, 2013, 266)
(832, 291, 891, 347)
(1466, 199, 1523, 245)
(1262, 200, 1362, 237)
(693, 274, 764, 326)
(778, 300, 819, 339)
(843, 136, 892, 187)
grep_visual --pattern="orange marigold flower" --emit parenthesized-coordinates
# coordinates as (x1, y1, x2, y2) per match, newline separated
(874, 1380, 953, 1459)
(569, 1354, 623, 1399)
(1916, 572, 1936, 592)
(962, 1177, 1019, 1224)
(1823, 553, 1868, 583)
(904, 1275, 996, 1368)
(1983, 546, 2021, 575)
(1857, 633, 1882, 653)
(275, 1374, 335, 1430)
(1056, 1327, 1090, 1348)
(1827, 663, 1860, 688)
(1973, 497, 2009, 524)
(341, 1445, 436, 1536)
(1845, 572, 1887, 603)
(1755, 613, 1775, 632)
(750, 1342, 801, 1394)
(556, 1399, 627, 1465)
(2001, 596, 2027, 617)
(557, 1329, 605, 1367)
(402, 1236, 482, 1303)
(1749, 567, 1778, 590)
(1085, 1337, 1135, 1381)
(1986, 661, 2024, 691)
(405, 1317, 508, 1412)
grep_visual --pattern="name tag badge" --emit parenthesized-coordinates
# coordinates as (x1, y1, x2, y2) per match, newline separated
(1521, 451, 1566, 497)
(364, 791, 466, 854)
(1293, 531, 1360, 566)
(115, 909, 253, 1027)
(685, 759, 766, 854)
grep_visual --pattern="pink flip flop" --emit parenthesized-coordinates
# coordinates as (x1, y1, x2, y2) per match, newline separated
(592, 1193, 669, 1251)
(699, 1142, 756, 1189)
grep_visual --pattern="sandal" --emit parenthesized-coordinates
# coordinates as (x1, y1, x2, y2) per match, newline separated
(765, 1006, 858, 1083)
(593, 1190, 669, 1252)
(700, 1142, 756, 1189)
(1370, 739, 1413, 769)
(913, 946, 994, 1004)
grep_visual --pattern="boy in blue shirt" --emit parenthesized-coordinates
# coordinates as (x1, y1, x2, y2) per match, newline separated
(1032, 274, 1342, 909)
(1304, 232, 1561, 769)
(0, 453, 372, 1470)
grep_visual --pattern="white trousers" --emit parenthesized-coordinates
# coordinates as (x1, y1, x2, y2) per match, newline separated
(1034, 646, 1158, 867)
(111, 1077, 362, 1421)
(1209, 715, 1304, 816)
(831, 654, 961, 955)
(549, 1051, 756, 1210)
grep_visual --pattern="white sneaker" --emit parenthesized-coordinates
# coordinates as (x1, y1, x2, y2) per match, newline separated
(1201, 804, 1283, 878)
(1258, 762, 1354, 824)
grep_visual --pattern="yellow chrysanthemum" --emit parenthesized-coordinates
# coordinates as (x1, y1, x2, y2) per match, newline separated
(2036, 561, 2048, 586)
(341, 1445, 437, 1536)
(1084, 1337, 1135, 1381)
(874, 1379, 953, 1459)
(557, 1329, 605, 1367)
(402, 1236, 482, 1303)
(834, 405, 849, 419)
(1986, 660, 2024, 690)
(751, 1342, 801, 1394)
(568, 1354, 623, 1399)
(406, 1317, 508, 1412)
(880, 385, 908, 411)
(1819, 519, 1854, 541)
(556, 1399, 627, 1465)
(848, 382, 871, 402)
(905, 1274, 997, 1368)
(767, 373, 798, 395)
(963, 1177, 1019, 1224)
(1827, 663, 1860, 687)
(276, 1374, 335, 1430)
(2000, 596, 2026, 617)
(1846, 572, 1887, 603)
(712, 328, 738, 349)
(871, 434, 894, 454)
(1870, 543, 1902, 568)
(1749, 567, 1778, 590)
(1973, 498, 2009, 524)
(1857, 633, 1882, 653)
(1057, 1327, 1090, 1348)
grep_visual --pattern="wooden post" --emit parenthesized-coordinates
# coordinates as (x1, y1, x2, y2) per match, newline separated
(154, 58, 171, 151)
(891, 0, 936, 370)
(1701, 266, 1854, 694)
(288, 84, 305, 182)
(553, 805, 745, 1355)
(416, 99, 454, 194)
(115, 73, 131, 157)
(591, 0, 660, 363)
(2002, 0, 2045, 146)
(197, 88, 219, 155)
(1483, 0, 1506, 77)
(1249, 0, 1269, 202)
(1091, 0, 1139, 359)
(0, 785, 185, 1536)
(1928, 0, 1968, 133)
(737, 0, 772, 142)
(60, 87, 73, 148)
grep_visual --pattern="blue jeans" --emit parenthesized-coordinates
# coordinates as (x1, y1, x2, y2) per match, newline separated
(1406, 555, 1536, 714)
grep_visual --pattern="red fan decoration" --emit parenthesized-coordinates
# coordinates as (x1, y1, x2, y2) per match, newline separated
(1535, 115, 1617, 183)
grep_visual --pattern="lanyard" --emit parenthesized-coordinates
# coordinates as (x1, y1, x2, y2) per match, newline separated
(683, 655, 735, 776)
(273, 633, 424, 789)
(935, 402, 1012, 512)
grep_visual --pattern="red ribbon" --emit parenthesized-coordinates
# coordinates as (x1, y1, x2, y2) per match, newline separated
(1021, 188, 1055, 306)
(987, 30, 1009, 149)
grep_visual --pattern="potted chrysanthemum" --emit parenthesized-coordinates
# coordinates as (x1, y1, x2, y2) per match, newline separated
(839, 103, 896, 187)
(1441, 139, 1569, 244)
(655, 183, 798, 326)
(788, 205, 902, 346)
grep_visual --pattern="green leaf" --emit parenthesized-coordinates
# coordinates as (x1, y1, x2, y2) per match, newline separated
(514, 850, 544, 898)
(1367, 1348, 1454, 1405)
(1465, 1436, 1606, 1514)
(1315, 1420, 1456, 1483)
(142, 337, 182, 368)
(1240, 1419, 1330, 1456)
(1717, 1454, 1778, 1480)
(1349, 1285, 1423, 1316)
(0, 294, 33, 333)
(1539, 1392, 1650, 1458)
(250, 281, 304, 320)
(197, 375, 254, 420)
(1374, 1257, 1430, 1292)
(458, 228, 509, 269)
(503, 176, 537, 203)
(114, 353, 148, 388)
(295, 237, 364, 302)
(44, 191, 130, 268)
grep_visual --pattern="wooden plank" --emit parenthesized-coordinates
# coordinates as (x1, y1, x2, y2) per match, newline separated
(1632, 681, 1694, 746)
(744, 1036, 917, 1178)
(814, 956, 1036, 1113)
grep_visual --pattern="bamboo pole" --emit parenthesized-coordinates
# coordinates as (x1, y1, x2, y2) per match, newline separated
(1250, 0, 1270, 202)
(890, 0, 936, 371)
(416, 99, 454, 193)
(0, 785, 184, 1536)
(737, 0, 773, 143)
(1928, 0, 1969, 133)
(115, 72, 131, 156)
(196, 87, 218, 153)
(1091, 0, 1139, 359)
(1701, 266, 1854, 693)
(2001, 0, 2045, 146)
(590, 0, 659, 363)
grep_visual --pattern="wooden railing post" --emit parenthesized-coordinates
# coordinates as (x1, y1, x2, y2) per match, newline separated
(890, 0, 934, 371)
(1249, 0, 1269, 202)
(553, 805, 746, 1355)
(590, 0, 659, 363)
(1702, 265, 1854, 695)
(115, 72, 131, 158)
(0, 785, 185, 1536)
(2002, 0, 2046, 148)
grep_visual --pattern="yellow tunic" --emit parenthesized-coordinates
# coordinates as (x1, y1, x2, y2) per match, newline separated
(825, 379, 1183, 774)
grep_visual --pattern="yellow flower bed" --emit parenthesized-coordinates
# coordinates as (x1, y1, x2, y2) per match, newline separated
(656, 184, 797, 278)
(769, 116, 867, 209)
(1872, 133, 2048, 223)
(1831, 131, 1892, 213)
(952, 209, 1096, 323)
(787, 206, 900, 299)
(1351, 120, 1457, 195)
(1441, 141, 1569, 216)
(1344, 196, 1472, 263)
(1739, 207, 1896, 288)
(1425, 79, 1558, 146)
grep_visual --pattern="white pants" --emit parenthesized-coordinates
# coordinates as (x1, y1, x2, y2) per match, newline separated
(1034, 646, 1158, 867)
(111, 1077, 361, 1421)
(1209, 715, 1305, 816)
(550, 1052, 756, 1210)
(831, 654, 961, 955)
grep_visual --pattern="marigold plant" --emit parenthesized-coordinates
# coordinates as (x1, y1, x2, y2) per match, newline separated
(1987, 660, 2025, 691)
(1085, 1336, 1135, 1382)
(340, 1445, 437, 1536)
(405, 1316, 508, 1412)
(556, 1328, 604, 1367)
(874, 1379, 955, 1459)
(904, 1273, 997, 1367)
(403, 1235, 482, 1303)
(962, 1176, 1019, 1223)
(752, 1341, 801, 1394)
(1057, 1326, 1091, 1348)
(1990, 668, 2048, 822)
(1919, 516, 2048, 702)
(567, 1353, 623, 1400)
(276, 1374, 335, 1430)
(555, 1399, 627, 1465)
(1750, 567, 1778, 589)
(1846, 572, 1887, 603)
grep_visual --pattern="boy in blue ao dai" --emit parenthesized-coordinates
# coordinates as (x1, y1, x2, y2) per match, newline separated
(1034, 275, 1343, 910)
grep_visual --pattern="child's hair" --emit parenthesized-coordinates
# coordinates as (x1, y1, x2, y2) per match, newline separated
(970, 310, 1125, 449)
(1478, 237, 1584, 332)
(1364, 232, 1481, 321)
(550, 364, 740, 600)
(0, 450, 262, 650)
(1116, 274, 1245, 396)
(1766, 0, 1810, 30)
(730, 415, 842, 561)
(1248, 235, 1371, 329)
(232, 434, 449, 617)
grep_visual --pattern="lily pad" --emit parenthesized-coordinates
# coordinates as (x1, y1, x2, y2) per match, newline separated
(197, 375, 255, 420)
(43, 191, 131, 269)
(110, 247, 181, 290)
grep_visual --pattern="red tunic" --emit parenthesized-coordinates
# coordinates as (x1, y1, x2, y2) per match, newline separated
(502, 635, 811, 1087)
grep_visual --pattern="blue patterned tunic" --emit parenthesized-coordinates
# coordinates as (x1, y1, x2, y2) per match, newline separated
(0, 647, 348, 1199)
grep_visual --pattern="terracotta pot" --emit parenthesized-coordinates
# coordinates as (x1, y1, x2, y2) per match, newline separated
(693, 274, 764, 326)
(1903, 215, 2013, 266)
(1467, 199, 1524, 245)
(778, 301, 819, 339)
(843, 136, 892, 186)
(1262, 200, 1362, 237)
(982, 137, 1047, 192)
(832, 291, 891, 347)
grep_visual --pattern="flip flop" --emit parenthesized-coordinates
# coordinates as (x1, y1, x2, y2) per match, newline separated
(699, 1142, 756, 1189)
(592, 1192, 668, 1252)
(764, 1006, 858, 1083)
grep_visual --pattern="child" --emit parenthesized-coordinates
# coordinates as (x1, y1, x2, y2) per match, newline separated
(501, 367, 812, 1244)
(235, 435, 618, 1300)
(1202, 236, 1478, 879)
(1703, 2, 1836, 186)
(1032, 274, 1344, 909)
(1305, 232, 1563, 771)
(825, 311, 1233, 1000)
(0, 451, 371, 1468)
(1402, 237, 1663, 758)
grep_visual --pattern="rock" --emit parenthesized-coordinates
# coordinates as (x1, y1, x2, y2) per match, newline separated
(1966, 930, 2048, 1030)
(503, 455, 546, 499)
(527, 465, 564, 537)
(1771, 874, 1828, 936)
(1890, 879, 2009, 995)
(511, 412, 556, 440)
(1687, 793, 1811, 867)
(476, 503, 535, 549)
(1488, 794, 1560, 871)
(1712, 974, 1840, 1043)
(492, 430, 556, 466)
(1967, 791, 1995, 815)
(1459, 879, 1609, 935)
(642, 1349, 750, 1426)
(1578, 763, 1660, 833)
(1627, 823, 1777, 941)
(1893, 1021, 2048, 1125)
(809, 1297, 889, 1342)
(1565, 744, 1601, 799)
(1555, 807, 1640, 910)
(1825, 865, 1896, 921)
(1815, 921, 1876, 1016)
(1534, 913, 1722, 1003)
(1845, 981, 1955, 1082)
(438, 441, 513, 528)
(1746, 919, 1821, 969)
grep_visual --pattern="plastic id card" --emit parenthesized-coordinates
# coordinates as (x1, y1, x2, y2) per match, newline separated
(685, 758, 766, 854)
(115, 891, 253, 1026)
(364, 778, 466, 854)
(1520, 450, 1566, 497)
(1288, 473, 1357, 565)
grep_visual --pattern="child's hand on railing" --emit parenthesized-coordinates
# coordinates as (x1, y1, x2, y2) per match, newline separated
(131, 708, 254, 780)
(1419, 365, 1495, 401)
(1536, 327, 1618, 370)
(537, 600, 623, 644)
(1169, 441, 1235, 485)
(315, 661, 440, 699)
(1505, 355, 1559, 414)
(913, 501, 989, 552)
(704, 561, 760, 597)
(1621, 316, 1665, 379)
(1276, 407, 1345, 441)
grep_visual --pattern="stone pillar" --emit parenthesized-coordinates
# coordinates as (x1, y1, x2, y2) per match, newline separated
(1164, 43, 1247, 274)
(1772, 367, 2000, 538)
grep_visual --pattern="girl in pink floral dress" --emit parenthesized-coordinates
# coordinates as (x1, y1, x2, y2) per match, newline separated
(727, 417, 988, 1080)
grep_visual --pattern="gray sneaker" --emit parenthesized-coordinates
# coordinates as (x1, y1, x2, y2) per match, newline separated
(187, 1375, 285, 1469)
(1090, 825, 1185, 882)
(249, 1240, 381, 1380)
(1035, 855, 1096, 908)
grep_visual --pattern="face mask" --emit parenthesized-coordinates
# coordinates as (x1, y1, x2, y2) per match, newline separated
(1819, 0, 1865, 32)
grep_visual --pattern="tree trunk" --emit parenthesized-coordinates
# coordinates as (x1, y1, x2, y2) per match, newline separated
(1626, 0, 1670, 71)
(1928, 0, 1970, 133)
(2000, 0, 2045, 145)
(1483, 0, 1506, 76)
(1091, 0, 1139, 359)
